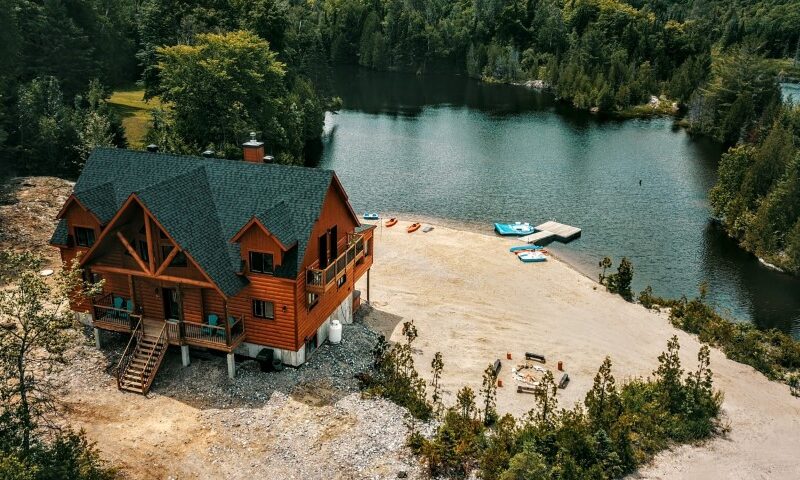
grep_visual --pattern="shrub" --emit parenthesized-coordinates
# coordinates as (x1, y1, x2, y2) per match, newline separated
(599, 257, 634, 301)
(361, 322, 433, 420)
(414, 336, 721, 479)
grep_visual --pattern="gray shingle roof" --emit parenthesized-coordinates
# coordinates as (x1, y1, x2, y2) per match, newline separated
(50, 218, 69, 246)
(63, 148, 341, 297)
(255, 201, 296, 249)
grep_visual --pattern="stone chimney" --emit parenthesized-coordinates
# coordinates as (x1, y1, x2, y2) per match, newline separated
(242, 132, 265, 163)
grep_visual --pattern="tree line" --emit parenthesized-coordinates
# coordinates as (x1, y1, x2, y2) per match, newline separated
(0, 0, 332, 174)
(0, 0, 798, 267)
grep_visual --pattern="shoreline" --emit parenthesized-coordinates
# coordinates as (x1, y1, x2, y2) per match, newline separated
(367, 213, 599, 281)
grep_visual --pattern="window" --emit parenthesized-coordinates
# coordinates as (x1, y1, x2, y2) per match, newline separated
(307, 292, 319, 311)
(161, 245, 187, 267)
(252, 299, 274, 319)
(82, 270, 101, 285)
(249, 251, 274, 274)
(138, 240, 149, 262)
(337, 273, 347, 288)
(74, 227, 95, 247)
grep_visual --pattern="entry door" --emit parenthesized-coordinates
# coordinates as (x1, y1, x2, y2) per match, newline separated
(319, 234, 328, 269)
(329, 226, 338, 259)
(162, 287, 181, 320)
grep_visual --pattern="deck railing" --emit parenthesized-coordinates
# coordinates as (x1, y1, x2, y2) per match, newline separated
(306, 233, 366, 293)
(182, 315, 245, 348)
(115, 318, 143, 389)
(141, 324, 168, 394)
(93, 293, 142, 331)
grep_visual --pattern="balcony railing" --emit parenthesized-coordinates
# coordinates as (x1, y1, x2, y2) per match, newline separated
(306, 233, 366, 294)
(172, 315, 245, 349)
(92, 293, 245, 351)
(93, 293, 142, 332)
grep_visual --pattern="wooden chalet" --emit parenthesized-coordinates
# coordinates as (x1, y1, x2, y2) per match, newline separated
(51, 143, 374, 394)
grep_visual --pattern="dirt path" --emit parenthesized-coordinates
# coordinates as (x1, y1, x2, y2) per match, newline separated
(360, 220, 800, 479)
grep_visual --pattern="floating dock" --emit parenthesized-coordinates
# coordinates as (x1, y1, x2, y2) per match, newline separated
(521, 221, 581, 245)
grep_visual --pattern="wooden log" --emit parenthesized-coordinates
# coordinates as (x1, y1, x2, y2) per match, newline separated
(517, 385, 537, 394)
(558, 373, 570, 389)
(525, 352, 546, 363)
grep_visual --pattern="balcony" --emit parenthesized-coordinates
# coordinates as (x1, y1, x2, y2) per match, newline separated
(92, 293, 143, 332)
(306, 233, 366, 294)
(166, 315, 245, 350)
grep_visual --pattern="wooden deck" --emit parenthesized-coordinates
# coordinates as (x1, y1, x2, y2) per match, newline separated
(521, 221, 582, 245)
(96, 315, 245, 352)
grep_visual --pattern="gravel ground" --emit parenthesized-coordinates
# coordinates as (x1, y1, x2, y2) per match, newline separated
(54, 307, 432, 479)
(0, 176, 72, 264)
(151, 309, 382, 409)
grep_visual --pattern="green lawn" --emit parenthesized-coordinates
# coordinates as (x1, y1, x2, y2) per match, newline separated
(108, 88, 161, 148)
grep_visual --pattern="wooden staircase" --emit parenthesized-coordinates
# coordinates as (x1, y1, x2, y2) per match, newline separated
(116, 320, 168, 394)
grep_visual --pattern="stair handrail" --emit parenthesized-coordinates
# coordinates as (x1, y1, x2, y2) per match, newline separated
(116, 318, 143, 389)
(140, 324, 168, 394)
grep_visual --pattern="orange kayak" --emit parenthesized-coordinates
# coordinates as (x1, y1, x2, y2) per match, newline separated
(385, 218, 398, 227)
(407, 223, 421, 233)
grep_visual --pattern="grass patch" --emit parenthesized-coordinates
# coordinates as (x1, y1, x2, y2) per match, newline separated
(108, 88, 162, 148)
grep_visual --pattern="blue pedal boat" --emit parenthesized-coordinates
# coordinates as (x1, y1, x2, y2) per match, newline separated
(363, 212, 380, 220)
(495, 222, 535, 236)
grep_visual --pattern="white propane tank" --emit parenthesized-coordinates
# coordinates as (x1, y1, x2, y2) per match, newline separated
(329, 319, 343, 344)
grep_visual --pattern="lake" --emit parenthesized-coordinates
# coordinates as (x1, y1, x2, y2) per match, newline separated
(782, 82, 800, 105)
(319, 67, 800, 336)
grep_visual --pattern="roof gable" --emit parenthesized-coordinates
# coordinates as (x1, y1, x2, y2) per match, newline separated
(68, 148, 348, 296)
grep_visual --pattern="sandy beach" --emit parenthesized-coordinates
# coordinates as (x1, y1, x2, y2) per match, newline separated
(360, 220, 800, 479)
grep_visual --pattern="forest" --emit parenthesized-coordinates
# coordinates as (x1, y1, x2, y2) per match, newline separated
(0, 0, 798, 261)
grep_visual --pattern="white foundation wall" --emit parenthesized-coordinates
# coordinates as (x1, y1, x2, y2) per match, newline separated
(235, 292, 354, 367)
(74, 311, 93, 327)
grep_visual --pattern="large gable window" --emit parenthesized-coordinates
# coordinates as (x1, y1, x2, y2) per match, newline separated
(249, 251, 274, 274)
(161, 245, 187, 267)
(252, 299, 274, 320)
(74, 227, 95, 247)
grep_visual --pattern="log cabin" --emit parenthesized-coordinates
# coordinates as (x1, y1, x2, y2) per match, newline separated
(50, 142, 375, 394)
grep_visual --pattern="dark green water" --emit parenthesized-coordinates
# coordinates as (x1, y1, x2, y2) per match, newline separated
(320, 67, 800, 335)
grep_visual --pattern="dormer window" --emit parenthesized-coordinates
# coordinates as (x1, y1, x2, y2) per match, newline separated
(249, 251, 274, 274)
(74, 227, 95, 247)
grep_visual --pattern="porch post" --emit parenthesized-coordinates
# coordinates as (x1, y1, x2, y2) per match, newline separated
(181, 345, 190, 367)
(176, 283, 185, 341)
(366, 268, 370, 304)
(128, 275, 136, 311)
(223, 300, 232, 347)
(226, 353, 236, 379)
(93, 328, 102, 348)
